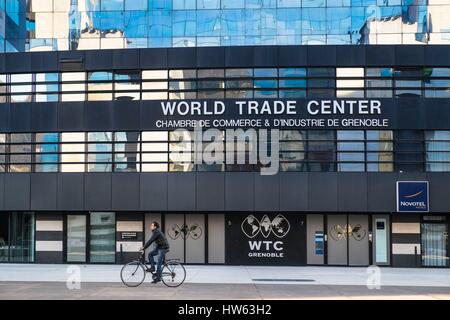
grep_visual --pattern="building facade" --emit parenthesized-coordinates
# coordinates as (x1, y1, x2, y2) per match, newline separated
(0, 1, 449, 268)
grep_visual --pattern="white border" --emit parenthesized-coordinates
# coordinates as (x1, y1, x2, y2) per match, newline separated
(396, 181, 429, 213)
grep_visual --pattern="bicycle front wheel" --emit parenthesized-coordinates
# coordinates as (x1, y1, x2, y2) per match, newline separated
(161, 261, 186, 288)
(120, 261, 146, 287)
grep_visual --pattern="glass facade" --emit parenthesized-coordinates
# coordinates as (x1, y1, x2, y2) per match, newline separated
(0, 67, 449, 102)
(0, 1, 449, 52)
(1, 129, 450, 172)
(0, 212, 35, 263)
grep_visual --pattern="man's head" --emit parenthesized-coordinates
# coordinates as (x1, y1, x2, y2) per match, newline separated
(150, 221, 160, 231)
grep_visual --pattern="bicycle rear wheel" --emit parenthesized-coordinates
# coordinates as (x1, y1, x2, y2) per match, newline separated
(120, 261, 146, 287)
(161, 261, 186, 288)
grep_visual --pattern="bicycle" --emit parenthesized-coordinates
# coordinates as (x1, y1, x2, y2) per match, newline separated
(120, 251, 186, 288)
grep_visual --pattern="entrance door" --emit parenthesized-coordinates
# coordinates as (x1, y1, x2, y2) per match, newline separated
(165, 214, 206, 264)
(326, 214, 370, 266)
(348, 215, 369, 266)
(372, 215, 390, 265)
(66, 215, 87, 263)
(327, 215, 348, 265)
(421, 217, 449, 267)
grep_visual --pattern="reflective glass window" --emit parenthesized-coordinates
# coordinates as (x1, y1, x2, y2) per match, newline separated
(9, 133, 32, 172)
(139, 131, 168, 172)
(114, 132, 139, 172)
(87, 71, 113, 101)
(35, 73, 59, 102)
(114, 70, 140, 100)
(61, 72, 86, 102)
(61, 132, 85, 172)
(307, 130, 336, 172)
(10, 73, 32, 103)
(87, 132, 113, 172)
(426, 131, 450, 172)
(35, 133, 59, 172)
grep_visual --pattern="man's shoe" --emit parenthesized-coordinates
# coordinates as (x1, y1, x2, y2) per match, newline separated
(146, 266, 155, 273)
(151, 278, 161, 284)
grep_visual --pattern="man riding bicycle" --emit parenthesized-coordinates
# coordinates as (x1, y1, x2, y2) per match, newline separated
(140, 221, 170, 284)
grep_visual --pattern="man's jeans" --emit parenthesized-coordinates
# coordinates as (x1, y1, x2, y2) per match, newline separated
(148, 248, 168, 279)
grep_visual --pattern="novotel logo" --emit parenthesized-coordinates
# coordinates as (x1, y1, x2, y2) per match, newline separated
(396, 181, 429, 212)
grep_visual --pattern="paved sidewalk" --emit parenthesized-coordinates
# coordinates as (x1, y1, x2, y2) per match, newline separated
(1, 264, 450, 287)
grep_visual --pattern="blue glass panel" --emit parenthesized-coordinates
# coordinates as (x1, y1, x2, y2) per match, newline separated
(124, 11, 148, 38)
(302, 8, 326, 35)
(125, 0, 147, 10)
(197, 10, 221, 36)
(276, 8, 301, 36)
(101, 0, 124, 11)
(260, 9, 277, 36)
(173, 10, 197, 37)
(173, 0, 197, 10)
(221, 10, 245, 36)
(221, 0, 245, 9)
(244, 9, 260, 36)
(149, 0, 173, 10)
(327, 8, 351, 35)
(148, 10, 172, 37)
(197, 0, 220, 9)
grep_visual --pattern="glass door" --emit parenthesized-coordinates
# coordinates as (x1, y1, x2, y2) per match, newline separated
(9, 212, 35, 263)
(421, 219, 449, 267)
(0, 213, 9, 262)
(67, 215, 87, 263)
(372, 215, 390, 265)
(90, 212, 116, 263)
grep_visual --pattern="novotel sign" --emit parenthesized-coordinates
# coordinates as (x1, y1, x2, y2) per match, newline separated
(396, 181, 429, 212)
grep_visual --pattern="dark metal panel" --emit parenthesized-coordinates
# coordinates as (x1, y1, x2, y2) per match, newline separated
(9, 103, 31, 132)
(84, 173, 112, 211)
(196, 172, 225, 211)
(395, 45, 424, 66)
(336, 46, 365, 66)
(36, 231, 63, 241)
(367, 173, 397, 212)
(337, 173, 368, 212)
(0, 104, 10, 132)
(167, 47, 197, 69)
(0, 54, 5, 73)
(140, 100, 165, 130)
(168, 173, 196, 211)
(116, 212, 143, 221)
(113, 49, 140, 69)
(36, 212, 63, 221)
(35, 251, 64, 264)
(112, 101, 140, 130)
(253, 46, 278, 67)
(391, 254, 419, 268)
(391, 234, 421, 244)
(4, 173, 31, 210)
(111, 173, 140, 211)
(279, 172, 309, 211)
(196, 47, 225, 68)
(30, 173, 57, 210)
(225, 172, 254, 211)
(424, 45, 449, 67)
(31, 102, 58, 132)
(5, 52, 31, 72)
(57, 102, 85, 132)
(424, 99, 450, 130)
(139, 173, 168, 211)
(30, 51, 58, 72)
(254, 174, 280, 211)
(57, 173, 84, 211)
(395, 98, 425, 130)
(365, 45, 395, 67)
(140, 48, 168, 69)
(84, 101, 113, 131)
(85, 49, 113, 70)
(307, 46, 336, 66)
(391, 213, 421, 223)
(225, 46, 254, 68)
(277, 46, 307, 67)
(428, 173, 450, 212)
(308, 172, 338, 212)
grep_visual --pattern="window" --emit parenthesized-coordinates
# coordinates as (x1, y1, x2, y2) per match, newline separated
(61, 72, 86, 101)
(0, 134, 5, 172)
(197, 69, 224, 99)
(307, 130, 336, 172)
(0, 212, 35, 263)
(337, 130, 365, 172)
(366, 130, 394, 172)
(279, 130, 306, 172)
(9, 133, 32, 172)
(142, 70, 168, 100)
(87, 71, 113, 101)
(169, 130, 195, 172)
(395, 130, 424, 172)
(114, 70, 140, 101)
(308, 68, 335, 98)
(424, 68, 450, 98)
(336, 68, 364, 98)
(139, 131, 168, 172)
(426, 131, 450, 172)
(114, 132, 139, 172)
(35, 73, 59, 102)
(87, 132, 113, 172)
(366, 68, 393, 98)
(10, 73, 32, 103)
(394, 67, 423, 97)
(61, 132, 85, 172)
(35, 133, 59, 172)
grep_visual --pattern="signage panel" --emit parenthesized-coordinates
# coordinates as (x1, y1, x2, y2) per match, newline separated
(396, 181, 429, 212)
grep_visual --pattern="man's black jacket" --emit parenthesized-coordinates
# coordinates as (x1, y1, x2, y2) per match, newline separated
(143, 228, 170, 250)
